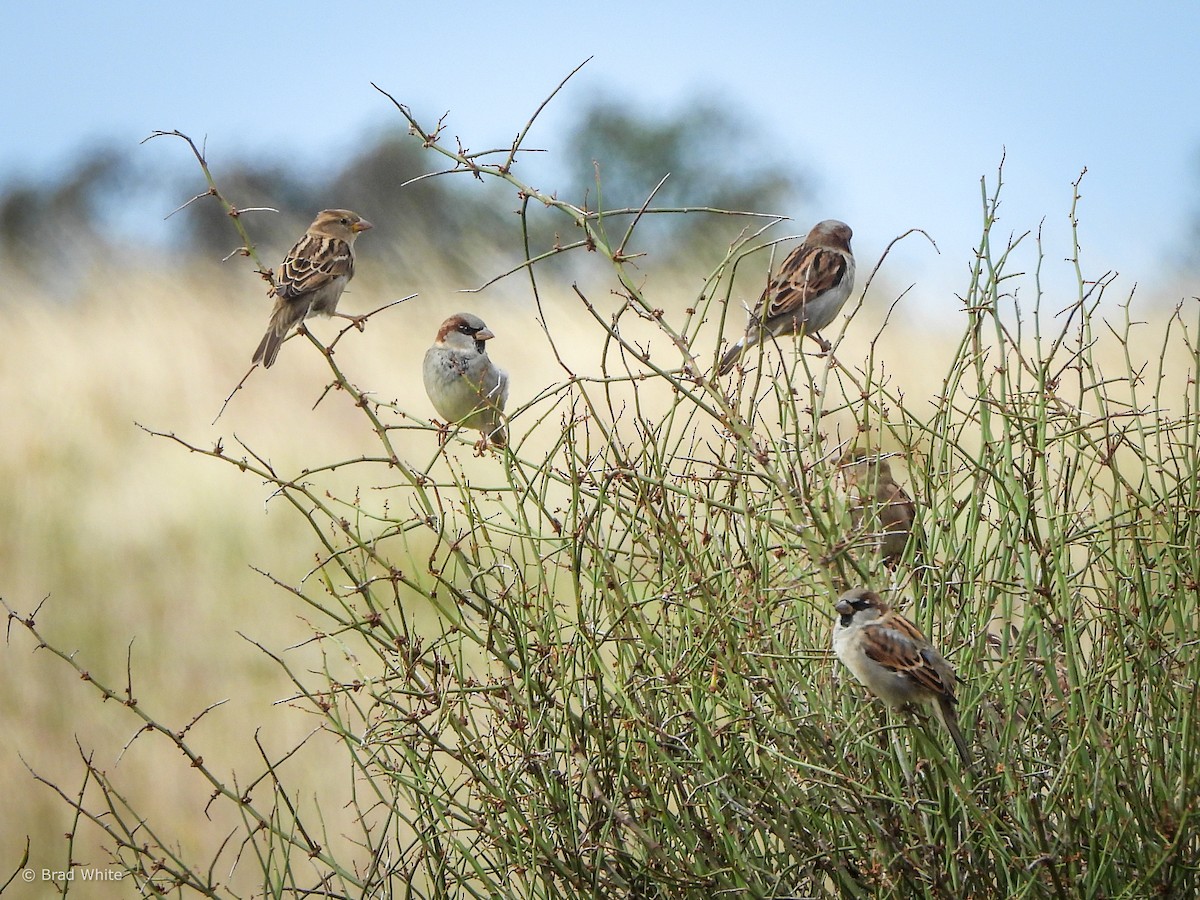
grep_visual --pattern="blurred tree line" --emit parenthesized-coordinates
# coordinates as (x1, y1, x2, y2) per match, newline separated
(0, 93, 812, 297)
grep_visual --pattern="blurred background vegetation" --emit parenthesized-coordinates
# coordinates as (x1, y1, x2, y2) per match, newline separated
(0, 92, 811, 298)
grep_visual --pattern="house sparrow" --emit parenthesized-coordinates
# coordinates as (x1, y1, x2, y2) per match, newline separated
(251, 209, 373, 368)
(841, 452, 918, 563)
(832, 588, 970, 765)
(716, 219, 855, 376)
(423, 313, 509, 448)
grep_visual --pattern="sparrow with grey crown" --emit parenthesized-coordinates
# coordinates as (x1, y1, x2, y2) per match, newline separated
(252, 209, 373, 368)
(832, 587, 970, 765)
(423, 313, 509, 448)
(717, 219, 855, 376)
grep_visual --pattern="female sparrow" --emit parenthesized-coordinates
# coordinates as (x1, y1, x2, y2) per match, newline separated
(841, 452, 918, 563)
(717, 219, 855, 376)
(423, 313, 509, 448)
(832, 587, 970, 765)
(252, 209, 373, 368)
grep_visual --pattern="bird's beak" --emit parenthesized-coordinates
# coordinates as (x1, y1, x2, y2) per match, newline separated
(475, 328, 495, 341)
(352, 219, 374, 233)
(834, 600, 853, 616)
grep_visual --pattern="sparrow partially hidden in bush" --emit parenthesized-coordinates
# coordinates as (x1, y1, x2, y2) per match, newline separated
(841, 452, 918, 563)
(832, 587, 970, 765)
(717, 219, 855, 376)
(423, 313, 509, 448)
(252, 209, 373, 368)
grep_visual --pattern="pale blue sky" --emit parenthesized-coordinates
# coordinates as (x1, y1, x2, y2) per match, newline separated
(4, 2, 1198, 307)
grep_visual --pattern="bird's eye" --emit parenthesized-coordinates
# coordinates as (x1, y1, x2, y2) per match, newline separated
(340, 217, 350, 225)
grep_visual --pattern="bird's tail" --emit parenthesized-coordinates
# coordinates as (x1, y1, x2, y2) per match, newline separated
(251, 304, 303, 369)
(715, 340, 745, 376)
(936, 700, 971, 767)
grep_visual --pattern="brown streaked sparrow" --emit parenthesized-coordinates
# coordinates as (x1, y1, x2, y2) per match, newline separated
(423, 313, 509, 448)
(841, 452, 918, 563)
(252, 209, 373, 368)
(832, 588, 970, 765)
(717, 219, 855, 376)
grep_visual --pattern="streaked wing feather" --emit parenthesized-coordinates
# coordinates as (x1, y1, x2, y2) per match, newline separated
(274, 235, 354, 300)
(763, 245, 848, 320)
(862, 624, 955, 700)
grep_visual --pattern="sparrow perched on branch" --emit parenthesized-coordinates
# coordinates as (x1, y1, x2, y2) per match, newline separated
(832, 587, 970, 765)
(716, 219, 855, 376)
(423, 313, 509, 448)
(841, 452, 919, 563)
(252, 209, 373, 368)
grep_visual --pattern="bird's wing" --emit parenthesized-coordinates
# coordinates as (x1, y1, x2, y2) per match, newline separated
(880, 483, 917, 529)
(273, 234, 354, 300)
(861, 623, 956, 702)
(491, 368, 510, 409)
(762, 243, 849, 321)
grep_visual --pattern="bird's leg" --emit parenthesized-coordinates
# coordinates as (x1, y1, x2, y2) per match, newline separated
(331, 311, 367, 332)
(809, 332, 832, 354)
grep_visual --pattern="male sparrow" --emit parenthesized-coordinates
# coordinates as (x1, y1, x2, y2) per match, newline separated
(832, 588, 970, 765)
(251, 209, 373, 368)
(717, 219, 855, 376)
(423, 313, 509, 448)
(841, 452, 918, 563)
